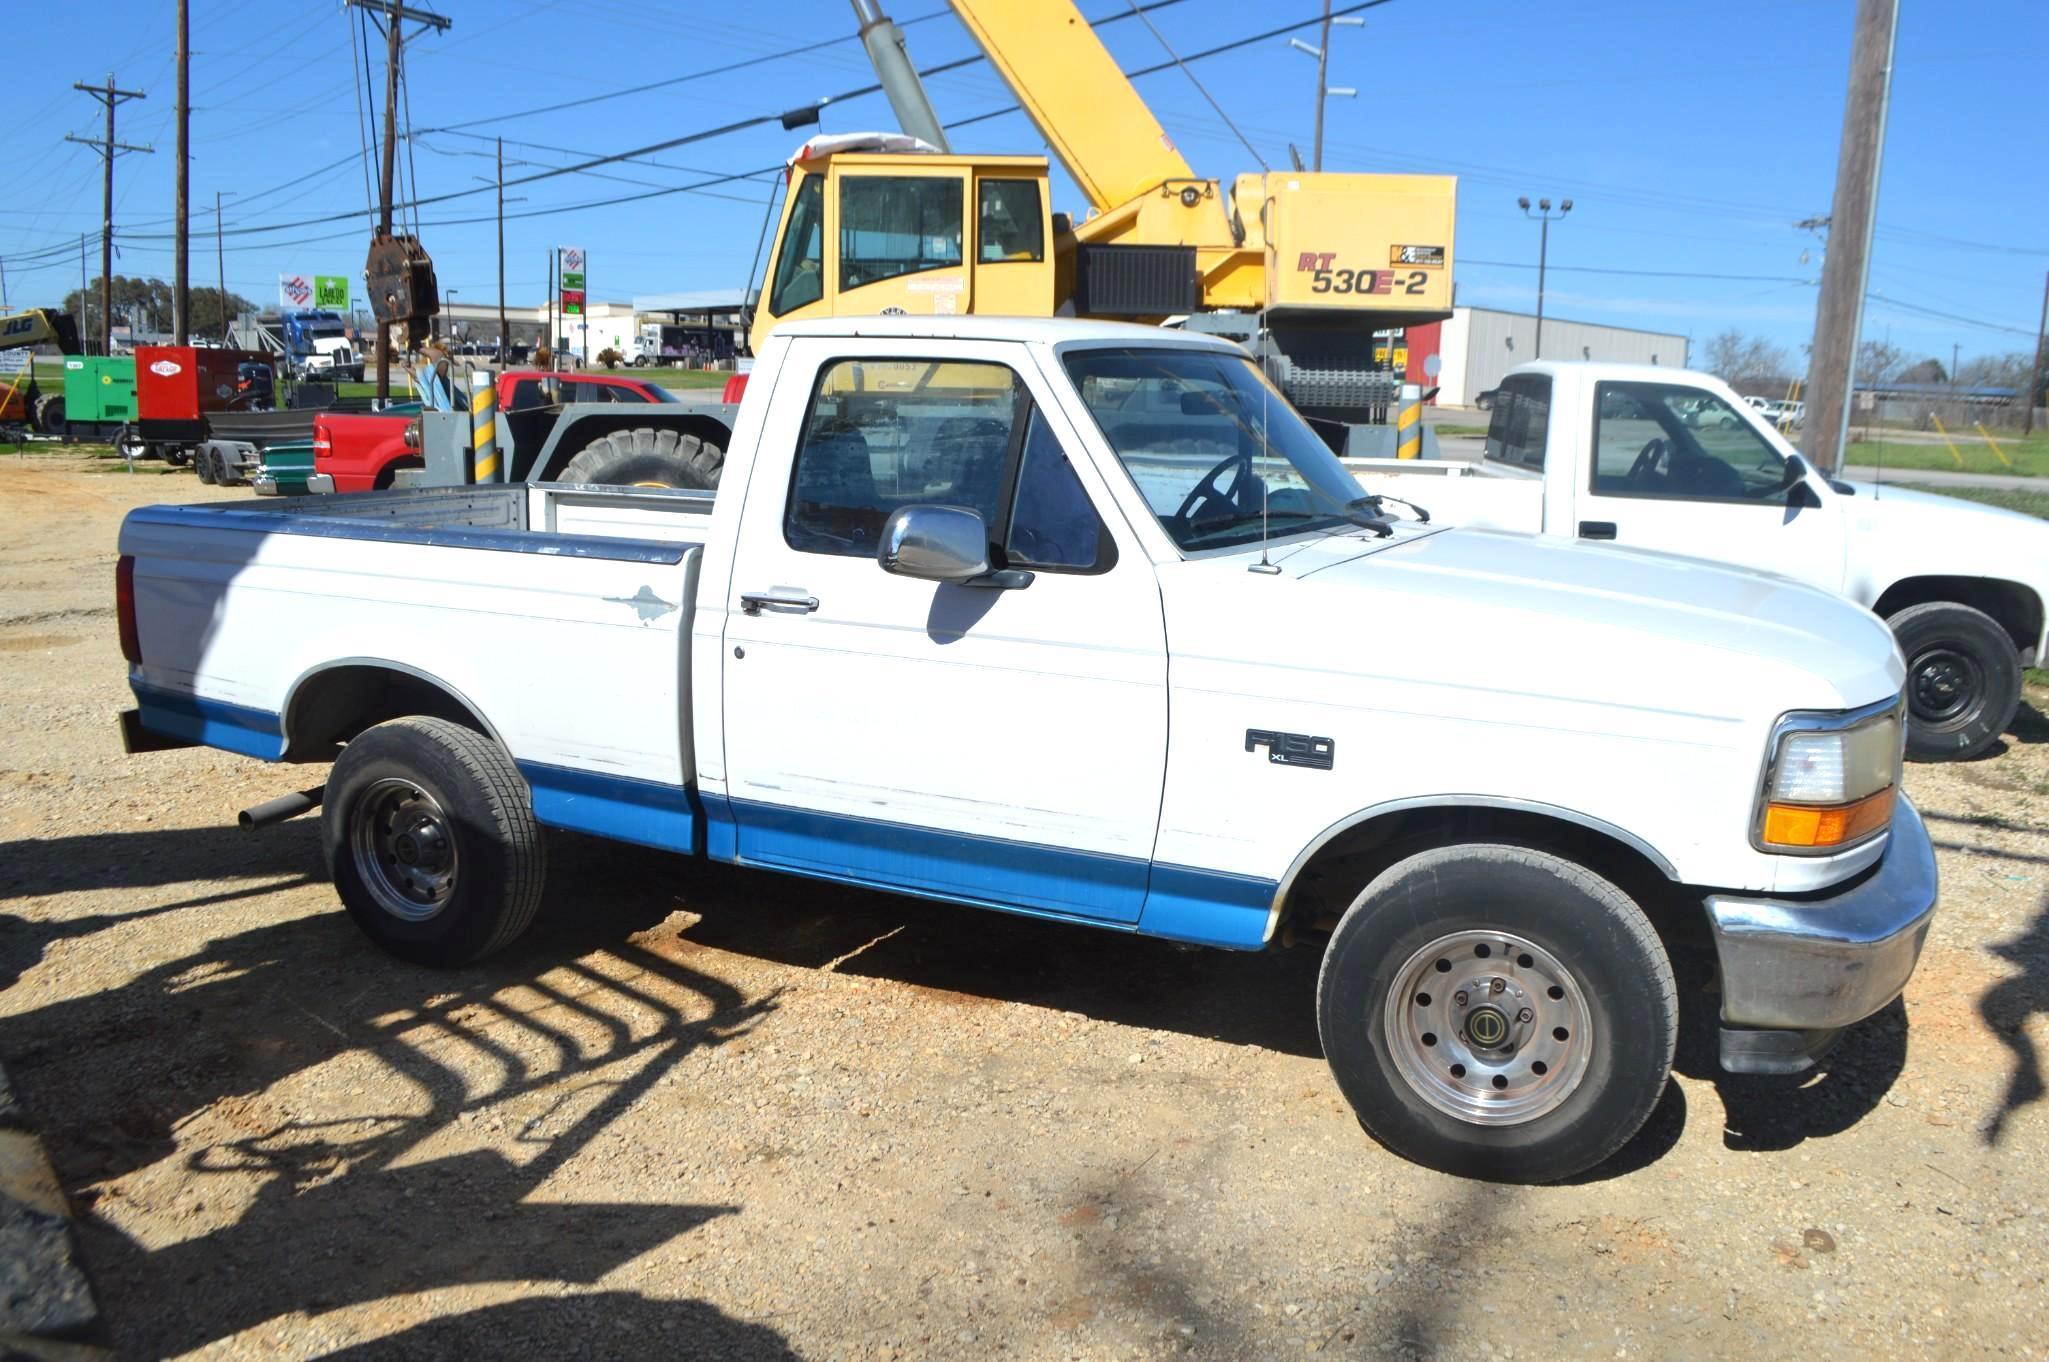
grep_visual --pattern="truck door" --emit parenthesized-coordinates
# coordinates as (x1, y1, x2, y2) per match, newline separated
(1571, 379, 1846, 588)
(719, 337, 1166, 924)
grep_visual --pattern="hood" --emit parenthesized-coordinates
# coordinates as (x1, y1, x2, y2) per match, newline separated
(1840, 479, 2049, 561)
(1158, 523, 1903, 732)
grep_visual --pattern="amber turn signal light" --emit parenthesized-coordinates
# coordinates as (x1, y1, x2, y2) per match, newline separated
(1761, 786, 1895, 850)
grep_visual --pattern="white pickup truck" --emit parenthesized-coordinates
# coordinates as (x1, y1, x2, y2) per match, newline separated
(1354, 360, 2049, 761)
(116, 317, 1936, 1183)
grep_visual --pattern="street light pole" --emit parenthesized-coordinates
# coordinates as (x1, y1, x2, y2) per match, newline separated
(1518, 196, 1572, 360)
(1287, 8, 1360, 172)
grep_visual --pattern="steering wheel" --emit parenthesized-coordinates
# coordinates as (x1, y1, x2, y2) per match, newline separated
(1626, 438, 1672, 487)
(1173, 450, 1252, 526)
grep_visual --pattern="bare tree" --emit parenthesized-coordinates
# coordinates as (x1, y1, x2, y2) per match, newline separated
(1953, 351, 2030, 391)
(1854, 338, 1908, 386)
(1703, 329, 1793, 387)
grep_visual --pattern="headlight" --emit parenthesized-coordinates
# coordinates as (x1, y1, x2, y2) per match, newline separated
(1754, 698, 1904, 854)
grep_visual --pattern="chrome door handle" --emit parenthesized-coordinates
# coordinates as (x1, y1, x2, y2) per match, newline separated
(739, 588, 820, 616)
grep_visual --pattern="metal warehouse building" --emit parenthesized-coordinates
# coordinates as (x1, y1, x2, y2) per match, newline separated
(1406, 307, 1690, 408)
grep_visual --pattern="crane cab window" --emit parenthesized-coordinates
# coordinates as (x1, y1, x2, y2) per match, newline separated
(769, 175, 826, 315)
(839, 177, 964, 291)
(978, 179, 1044, 262)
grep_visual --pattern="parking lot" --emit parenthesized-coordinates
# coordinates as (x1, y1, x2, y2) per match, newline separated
(3, 453, 2046, 1359)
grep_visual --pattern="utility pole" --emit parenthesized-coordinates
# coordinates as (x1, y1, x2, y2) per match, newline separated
(1800, 0, 1897, 477)
(78, 237, 88, 347)
(1950, 342, 1958, 392)
(1518, 196, 1572, 360)
(345, 0, 450, 400)
(215, 191, 229, 343)
(67, 74, 151, 356)
(547, 249, 556, 369)
(497, 137, 507, 365)
(173, 0, 190, 344)
(2025, 270, 2047, 437)
(1287, 4, 1360, 172)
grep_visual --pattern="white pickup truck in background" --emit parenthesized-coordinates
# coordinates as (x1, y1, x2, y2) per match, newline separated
(1354, 361, 2049, 760)
(116, 317, 1936, 1183)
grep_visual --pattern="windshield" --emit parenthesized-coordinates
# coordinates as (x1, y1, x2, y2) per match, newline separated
(1062, 347, 1366, 552)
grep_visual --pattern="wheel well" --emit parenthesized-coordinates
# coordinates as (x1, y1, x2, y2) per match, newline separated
(373, 456, 423, 490)
(535, 412, 732, 481)
(1873, 575, 2044, 661)
(1275, 804, 1703, 952)
(283, 663, 495, 761)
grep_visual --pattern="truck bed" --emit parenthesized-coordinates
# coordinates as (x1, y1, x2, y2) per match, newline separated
(120, 483, 716, 822)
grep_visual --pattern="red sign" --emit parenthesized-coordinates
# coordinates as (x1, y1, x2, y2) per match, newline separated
(560, 288, 585, 316)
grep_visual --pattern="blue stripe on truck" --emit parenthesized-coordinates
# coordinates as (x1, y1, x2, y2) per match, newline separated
(699, 793, 1278, 950)
(130, 682, 285, 760)
(518, 760, 702, 857)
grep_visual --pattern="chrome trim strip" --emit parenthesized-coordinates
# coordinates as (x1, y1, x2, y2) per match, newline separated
(1263, 794, 1679, 944)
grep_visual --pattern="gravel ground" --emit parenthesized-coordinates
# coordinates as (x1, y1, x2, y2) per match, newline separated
(1, 454, 2045, 1360)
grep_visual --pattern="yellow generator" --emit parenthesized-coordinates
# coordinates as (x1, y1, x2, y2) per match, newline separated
(751, 1, 1455, 438)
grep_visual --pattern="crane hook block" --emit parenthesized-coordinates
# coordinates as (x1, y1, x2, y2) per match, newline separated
(364, 231, 440, 348)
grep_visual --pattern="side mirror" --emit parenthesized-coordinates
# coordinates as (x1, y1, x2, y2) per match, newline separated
(879, 505, 993, 584)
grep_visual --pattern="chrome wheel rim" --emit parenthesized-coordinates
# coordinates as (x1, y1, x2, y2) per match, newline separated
(1383, 929, 1594, 1126)
(349, 778, 458, 922)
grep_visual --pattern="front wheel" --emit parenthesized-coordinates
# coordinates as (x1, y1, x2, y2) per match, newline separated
(114, 425, 147, 461)
(1889, 601, 2022, 762)
(1317, 845, 1677, 1183)
(322, 716, 547, 966)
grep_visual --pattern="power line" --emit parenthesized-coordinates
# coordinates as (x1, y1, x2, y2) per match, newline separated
(1461, 257, 1813, 285)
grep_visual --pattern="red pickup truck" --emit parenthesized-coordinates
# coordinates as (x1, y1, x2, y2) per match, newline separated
(314, 370, 678, 492)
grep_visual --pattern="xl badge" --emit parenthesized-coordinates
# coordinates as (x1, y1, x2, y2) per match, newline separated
(1246, 729, 1334, 770)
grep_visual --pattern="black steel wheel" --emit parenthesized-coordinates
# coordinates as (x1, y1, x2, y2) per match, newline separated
(322, 716, 547, 966)
(1888, 600, 2021, 762)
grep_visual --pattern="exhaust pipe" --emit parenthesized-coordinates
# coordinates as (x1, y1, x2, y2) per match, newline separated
(239, 787, 325, 830)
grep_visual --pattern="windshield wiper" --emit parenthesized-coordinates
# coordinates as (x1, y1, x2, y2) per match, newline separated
(1348, 493, 1431, 524)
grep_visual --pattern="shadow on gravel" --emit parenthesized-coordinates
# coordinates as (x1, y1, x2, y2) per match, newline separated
(4, 832, 785, 1358)
(1705, 999, 1908, 1154)
(1979, 890, 2049, 1146)
(316, 1292, 799, 1361)
(0, 820, 324, 901)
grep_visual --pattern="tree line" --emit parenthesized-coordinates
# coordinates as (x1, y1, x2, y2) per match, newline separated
(54, 276, 255, 345)
(1703, 327, 2046, 400)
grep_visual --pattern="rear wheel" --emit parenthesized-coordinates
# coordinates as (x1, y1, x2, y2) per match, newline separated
(194, 446, 218, 484)
(558, 427, 723, 489)
(1317, 844, 1677, 1183)
(322, 716, 547, 966)
(34, 394, 65, 435)
(114, 425, 147, 461)
(1888, 600, 2022, 761)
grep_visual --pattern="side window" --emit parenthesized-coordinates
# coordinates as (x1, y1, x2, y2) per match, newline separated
(1005, 410, 1109, 571)
(1484, 376, 1549, 469)
(786, 359, 1018, 557)
(840, 177, 964, 291)
(605, 382, 653, 405)
(768, 175, 825, 315)
(1592, 381, 1790, 503)
(507, 379, 548, 411)
(978, 179, 1045, 263)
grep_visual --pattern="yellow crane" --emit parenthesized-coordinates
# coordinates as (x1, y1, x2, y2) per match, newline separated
(750, 0, 1456, 432)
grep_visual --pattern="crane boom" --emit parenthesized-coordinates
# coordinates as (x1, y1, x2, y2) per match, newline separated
(948, 0, 1194, 211)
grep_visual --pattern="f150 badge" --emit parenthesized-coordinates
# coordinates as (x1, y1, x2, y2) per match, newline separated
(1246, 729, 1335, 770)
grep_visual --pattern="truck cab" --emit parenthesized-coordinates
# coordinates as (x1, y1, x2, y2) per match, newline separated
(1354, 360, 2049, 760)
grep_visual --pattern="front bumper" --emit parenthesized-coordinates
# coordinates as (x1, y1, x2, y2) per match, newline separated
(1706, 795, 1938, 1070)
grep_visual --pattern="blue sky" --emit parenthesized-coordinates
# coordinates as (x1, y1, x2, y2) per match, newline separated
(3, 0, 2043, 369)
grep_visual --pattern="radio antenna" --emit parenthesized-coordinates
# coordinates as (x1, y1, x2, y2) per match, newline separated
(1251, 174, 1281, 575)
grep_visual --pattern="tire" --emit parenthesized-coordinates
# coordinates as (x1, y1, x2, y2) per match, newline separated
(34, 394, 64, 435)
(558, 427, 723, 489)
(164, 448, 191, 468)
(114, 425, 147, 461)
(1888, 600, 2022, 762)
(194, 446, 218, 484)
(213, 449, 242, 486)
(1317, 844, 1677, 1183)
(321, 716, 547, 967)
